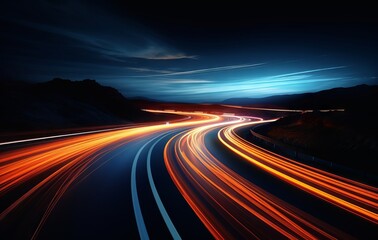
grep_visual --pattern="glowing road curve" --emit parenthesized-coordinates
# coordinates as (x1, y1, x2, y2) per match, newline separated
(0, 110, 377, 239)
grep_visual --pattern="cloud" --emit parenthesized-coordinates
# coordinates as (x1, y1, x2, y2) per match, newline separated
(165, 79, 214, 84)
(244, 66, 346, 85)
(126, 67, 173, 74)
(19, 20, 192, 61)
(143, 66, 350, 101)
(130, 62, 265, 77)
(2, 1, 193, 62)
(127, 45, 197, 60)
(265, 66, 346, 79)
(135, 52, 197, 60)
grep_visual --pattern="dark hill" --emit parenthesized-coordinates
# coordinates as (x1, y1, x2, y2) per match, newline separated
(0, 78, 151, 132)
(223, 84, 378, 112)
(32, 78, 144, 120)
(248, 85, 378, 175)
(256, 111, 378, 174)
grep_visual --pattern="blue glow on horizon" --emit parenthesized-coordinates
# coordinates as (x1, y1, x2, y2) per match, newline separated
(109, 64, 373, 102)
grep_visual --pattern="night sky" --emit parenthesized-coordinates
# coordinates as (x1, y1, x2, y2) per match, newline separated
(1, 1, 377, 102)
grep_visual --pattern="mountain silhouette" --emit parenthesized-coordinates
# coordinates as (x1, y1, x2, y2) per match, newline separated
(223, 84, 378, 112)
(0, 78, 152, 133)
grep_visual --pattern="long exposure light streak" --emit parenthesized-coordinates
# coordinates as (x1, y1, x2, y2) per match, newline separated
(1, 109, 377, 239)
(164, 116, 351, 239)
(0, 110, 219, 239)
(218, 121, 378, 224)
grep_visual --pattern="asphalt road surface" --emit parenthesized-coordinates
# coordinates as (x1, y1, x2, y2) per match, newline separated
(0, 110, 377, 239)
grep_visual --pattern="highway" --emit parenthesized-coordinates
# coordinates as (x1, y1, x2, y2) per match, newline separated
(0, 110, 377, 239)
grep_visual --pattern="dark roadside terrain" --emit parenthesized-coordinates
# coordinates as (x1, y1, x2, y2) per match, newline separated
(132, 100, 288, 120)
(252, 85, 378, 175)
(223, 84, 378, 110)
(2, 79, 377, 176)
(0, 78, 180, 141)
(0, 78, 284, 142)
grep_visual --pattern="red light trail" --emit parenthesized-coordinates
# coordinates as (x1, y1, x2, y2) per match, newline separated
(0, 111, 219, 239)
(218, 121, 378, 224)
(164, 116, 361, 239)
(1, 110, 376, 239)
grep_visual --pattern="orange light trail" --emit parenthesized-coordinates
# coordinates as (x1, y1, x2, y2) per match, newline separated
(0, 110, 219, 239)
(164, 116, 352, 239)
(218, 121, 378, 224)
(2, 109, 376, 239)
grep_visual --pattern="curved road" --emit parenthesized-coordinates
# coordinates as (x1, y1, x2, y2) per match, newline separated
(0, 110, 377, 239)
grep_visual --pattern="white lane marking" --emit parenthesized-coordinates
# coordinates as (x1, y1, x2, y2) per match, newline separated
(131, 136, 159, 240)
(0, 125, 137, 146)
(147, 132, 182, 240)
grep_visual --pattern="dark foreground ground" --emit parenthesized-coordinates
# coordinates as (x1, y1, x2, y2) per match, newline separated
(256, 111, 378, 174)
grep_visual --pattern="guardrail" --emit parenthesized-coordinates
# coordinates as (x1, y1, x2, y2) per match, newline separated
(249, 126, 378, 183)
